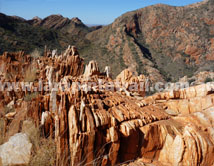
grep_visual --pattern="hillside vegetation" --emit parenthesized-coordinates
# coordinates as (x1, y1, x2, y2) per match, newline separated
(1, 0, 214, 79)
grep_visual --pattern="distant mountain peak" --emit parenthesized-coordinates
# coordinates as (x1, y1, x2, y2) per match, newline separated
(32, 16, 42, 21)
(71, 17, 83, 25)
(11, 16, 26, 21)
(43, 14, 69, 21)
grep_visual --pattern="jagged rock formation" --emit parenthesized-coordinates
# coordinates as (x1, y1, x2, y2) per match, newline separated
(52, 81, 214, 166)
(116, 69, 147, 97)
(1, 47, 214, 165)
(84, 60, 100, 78)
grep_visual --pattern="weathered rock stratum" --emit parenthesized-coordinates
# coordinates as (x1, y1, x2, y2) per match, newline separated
(0, 47, 214, 165)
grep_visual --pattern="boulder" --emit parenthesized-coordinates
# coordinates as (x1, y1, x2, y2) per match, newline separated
(0, 133, 32, 166)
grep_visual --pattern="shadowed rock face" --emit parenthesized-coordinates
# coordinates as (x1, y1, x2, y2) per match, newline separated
(1, 47, 214, 165)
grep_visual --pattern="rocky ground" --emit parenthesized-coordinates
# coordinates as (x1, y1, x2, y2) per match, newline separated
(0, 46, 214, 165)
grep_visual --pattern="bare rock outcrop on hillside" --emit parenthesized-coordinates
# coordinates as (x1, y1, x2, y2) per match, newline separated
(180, 71, 214, 85)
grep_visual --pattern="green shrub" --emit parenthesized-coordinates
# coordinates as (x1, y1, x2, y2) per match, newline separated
(31, 49, 41, 59)
(29, 126, 56, 166)
(204, 77, 213, 83)
(188, 78, 196, 85)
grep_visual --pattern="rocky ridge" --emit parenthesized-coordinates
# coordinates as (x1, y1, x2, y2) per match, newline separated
(0, 47, 214, 165)
(28, 14, 89, 34)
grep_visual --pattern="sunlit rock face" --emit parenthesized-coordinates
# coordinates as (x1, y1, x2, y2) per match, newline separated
(1, 46, 214, 166)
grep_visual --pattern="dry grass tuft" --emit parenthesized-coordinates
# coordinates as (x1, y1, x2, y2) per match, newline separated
(24, 92, 39, 101)
(28, 126, 56, 166)
(30, 49, 41, 59)
(24, 67, 37, 82)
(4, 106, 15, 114)
(0, 118, 5, 145)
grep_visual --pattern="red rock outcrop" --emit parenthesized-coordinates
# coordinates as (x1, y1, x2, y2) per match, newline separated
(1, 47, 214, 166)
(36, 80, 212, 166)
(116, 69, 147, 97)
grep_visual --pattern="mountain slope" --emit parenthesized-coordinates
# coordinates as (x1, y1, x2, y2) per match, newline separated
(84, 0, 214, 80)
(1, 0, 214, 80)
(0, 13, 90, 54)
(0, 13, 60, 53)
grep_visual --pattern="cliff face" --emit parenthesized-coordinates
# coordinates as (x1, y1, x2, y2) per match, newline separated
(1, 47, 214, 165)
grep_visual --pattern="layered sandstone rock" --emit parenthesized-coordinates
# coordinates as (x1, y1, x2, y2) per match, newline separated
(116, 69, 147, 97)
(84, 60, 100, 78)
(52, 81, 214, 166)
(1, 47, 214, 166)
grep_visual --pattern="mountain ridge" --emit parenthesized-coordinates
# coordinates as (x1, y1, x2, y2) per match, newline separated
(1, 0, 214, 80)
